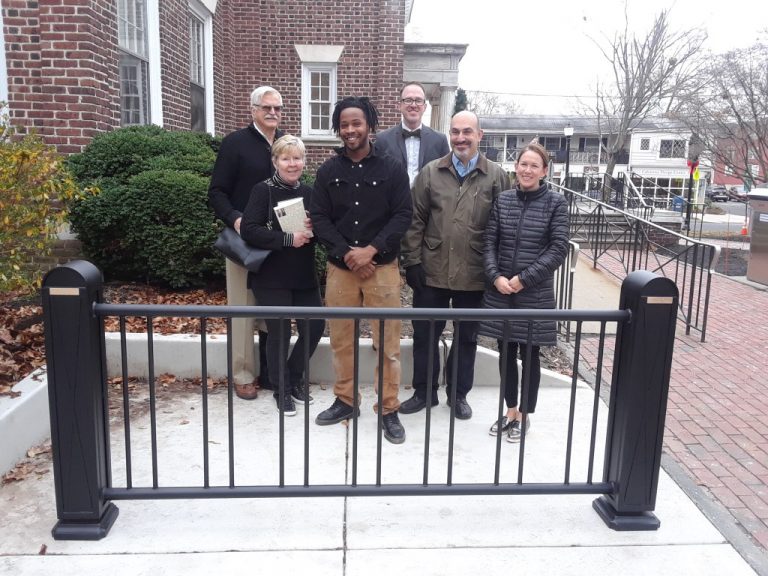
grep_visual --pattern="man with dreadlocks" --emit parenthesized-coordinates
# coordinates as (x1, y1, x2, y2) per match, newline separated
(310, 96, 412, 444)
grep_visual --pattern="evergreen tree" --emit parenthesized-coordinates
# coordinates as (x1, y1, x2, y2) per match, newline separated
(453, 88, 468, 114)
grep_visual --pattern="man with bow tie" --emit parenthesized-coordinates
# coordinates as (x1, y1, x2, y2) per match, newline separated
(375, 82, 449, 186)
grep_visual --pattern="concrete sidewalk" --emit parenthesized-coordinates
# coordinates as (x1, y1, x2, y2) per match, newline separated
(2, 256, 766, 574)
(0, 375, 758, 575)
(571, 255, 768, 575)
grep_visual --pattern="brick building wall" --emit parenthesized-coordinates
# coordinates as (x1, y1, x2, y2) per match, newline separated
(2, 0, 406, 164)
(2, 0, 407, 274)
(159, 0, 191, 131)
(2, 0, 120, 153)
(211, 0, 237, 137)
(212, 0, 406, 170)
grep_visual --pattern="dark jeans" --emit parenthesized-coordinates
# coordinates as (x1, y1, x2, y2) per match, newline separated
(411, 285, 484, 400)
(498, 340, 541, 414)
(252, 286, 325, 398)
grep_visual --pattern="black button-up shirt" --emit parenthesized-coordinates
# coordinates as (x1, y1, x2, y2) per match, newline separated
(311, 143, 412, 270)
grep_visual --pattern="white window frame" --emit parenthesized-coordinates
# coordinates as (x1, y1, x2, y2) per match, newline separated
(189, 14, 204, 86)
(295, 45, 344, 142)
(146, 1, 162, 125)
(117, 0, 162, 126)
(658, 139, 686, 159)
(302, 63, 336, 138)
(188, 0, 215, 133)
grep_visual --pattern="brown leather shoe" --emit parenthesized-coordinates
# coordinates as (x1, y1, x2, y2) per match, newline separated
(234, 381, 258, 400)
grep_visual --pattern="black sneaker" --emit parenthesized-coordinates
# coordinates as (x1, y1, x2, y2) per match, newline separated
(291, 383, 314, 405)
(489, 416, 513, 436)
(447, 396, 472, 420)
(398, 393, 439, 415)
(315, 398, 359, 425)
(382, 412, 405, 444)
(274, 393, 297, 417)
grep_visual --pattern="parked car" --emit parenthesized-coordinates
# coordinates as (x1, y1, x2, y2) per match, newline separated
(728, 186, 748, 202)
(706, 185, 729, 202)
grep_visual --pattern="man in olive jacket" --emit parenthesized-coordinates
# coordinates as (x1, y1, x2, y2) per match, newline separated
(400, 111, 510, 420)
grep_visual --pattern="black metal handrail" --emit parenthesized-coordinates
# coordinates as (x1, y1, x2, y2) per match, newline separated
(555, 240, 580, 342)
(565, 173, 646, 216)
(629, 171, 677, 208)
(554, 182, 719, 342)
(41, 260, 679, 539)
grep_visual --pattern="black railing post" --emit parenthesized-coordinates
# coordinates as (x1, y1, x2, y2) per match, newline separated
(593, 270, 678, 530)
(42, 260, 118, 540)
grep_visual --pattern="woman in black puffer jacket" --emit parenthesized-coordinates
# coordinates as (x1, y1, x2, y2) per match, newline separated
(480, 142, 569, 443)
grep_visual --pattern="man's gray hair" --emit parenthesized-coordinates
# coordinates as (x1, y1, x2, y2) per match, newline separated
(250, 86, 283, 107)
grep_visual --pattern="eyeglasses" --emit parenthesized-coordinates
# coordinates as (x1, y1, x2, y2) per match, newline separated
(257, 105, 283, 113)
(401, 98, 425, 106)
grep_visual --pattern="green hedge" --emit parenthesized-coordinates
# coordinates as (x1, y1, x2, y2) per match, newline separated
(67, 126, 333, 287)
(69, 170, 221, 286)
(67, 125, 218, 184)
(67, 126, 223, 287)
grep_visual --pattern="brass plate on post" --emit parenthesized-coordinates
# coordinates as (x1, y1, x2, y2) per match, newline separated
(48, 287, 80, 296)
(644, 296, 674, 305)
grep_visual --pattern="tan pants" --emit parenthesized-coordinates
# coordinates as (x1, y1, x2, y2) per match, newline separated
(225, 259, 256, 385)
(325, 261, 401, 414)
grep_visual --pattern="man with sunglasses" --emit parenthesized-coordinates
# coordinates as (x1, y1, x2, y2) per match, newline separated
(375, 82, 449, 187)
(208, 86, 284, 400)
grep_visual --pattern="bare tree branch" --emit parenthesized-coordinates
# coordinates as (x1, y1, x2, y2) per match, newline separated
(585, 9, 707, 179)
(466, 91, 523, 116)
(674, 41, 768, 186)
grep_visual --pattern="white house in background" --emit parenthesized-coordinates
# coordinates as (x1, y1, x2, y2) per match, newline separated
(628, 119, 710, 205)
(478, 115, 708, 205)
(478, 115, 630, 179)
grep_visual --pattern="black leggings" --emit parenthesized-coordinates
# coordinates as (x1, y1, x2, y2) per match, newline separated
(252, 286, 325, 398)
(498, 340, 541, 414)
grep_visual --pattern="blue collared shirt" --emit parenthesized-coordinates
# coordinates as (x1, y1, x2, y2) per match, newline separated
(452, 153, 479, 178)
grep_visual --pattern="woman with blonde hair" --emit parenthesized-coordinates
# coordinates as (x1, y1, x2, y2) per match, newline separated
(240, 135, 324, 416)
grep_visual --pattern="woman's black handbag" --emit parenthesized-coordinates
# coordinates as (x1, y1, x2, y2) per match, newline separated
(214, 187, 274, 272)
(214, 226, 271, 272)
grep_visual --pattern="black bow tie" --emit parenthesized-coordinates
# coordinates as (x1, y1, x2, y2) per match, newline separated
(402, 128, 421, 139)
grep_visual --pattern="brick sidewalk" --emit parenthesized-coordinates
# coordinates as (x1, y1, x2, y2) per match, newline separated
(572, 264, 768, 552)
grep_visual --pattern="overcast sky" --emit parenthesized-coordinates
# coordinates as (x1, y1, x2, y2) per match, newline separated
(407, 0, 768, 114)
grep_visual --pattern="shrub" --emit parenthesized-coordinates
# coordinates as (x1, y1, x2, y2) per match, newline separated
(0, 130, 82, 292)
(67, 126, 223, 287)
(70, 170, 223, 287)
(67, 126, 218, 184)
(300, 172, 328, 285)
(67, 182, 143, 279)
(125, 170, 222, 286)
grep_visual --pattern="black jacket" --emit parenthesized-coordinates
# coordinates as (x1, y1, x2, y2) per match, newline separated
(310, 143, 412, 270)
(208, 124, 283, 227)
(239, 180, 317, 290)
(479, 183, 570, 345)
(374, 124, 450, 175)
